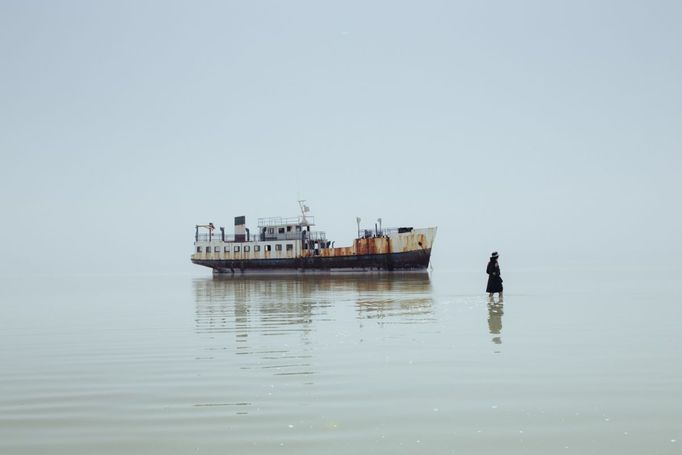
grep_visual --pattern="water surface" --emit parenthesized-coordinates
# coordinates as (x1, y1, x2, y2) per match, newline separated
(0, 269, 679, 454)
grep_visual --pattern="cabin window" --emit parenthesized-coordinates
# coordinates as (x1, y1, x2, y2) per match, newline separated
(254, 245, 261, 252)
(287, 226, 292, 232)
(214, 246, 220, 253)
(234, 246, 240, 253)
(286, 244, 293, 251)
(224, 246, 229, 253)
(268, 228, 274, 234)
(196, 246, 202, 253)
(244, 246, 250, 252)
(275, 244, 283, 251)
(278, 227, 285, 234)
(265, 245, 272, 252)
(296, 225, 302, 232)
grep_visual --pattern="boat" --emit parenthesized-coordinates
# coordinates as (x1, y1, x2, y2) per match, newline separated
(191, 201, 437, 275)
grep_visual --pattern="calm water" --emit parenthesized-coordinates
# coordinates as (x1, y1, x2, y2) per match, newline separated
(0, 269, 680, 454)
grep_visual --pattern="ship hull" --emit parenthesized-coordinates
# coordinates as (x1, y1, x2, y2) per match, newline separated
(192, 248, 432, 275)
(191, 226, 437, 275)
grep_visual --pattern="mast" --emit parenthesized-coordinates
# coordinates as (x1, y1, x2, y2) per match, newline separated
(298, 200, 310, 225)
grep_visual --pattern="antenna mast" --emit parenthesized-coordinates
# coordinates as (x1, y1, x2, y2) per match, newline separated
(298, 200, 310, 225)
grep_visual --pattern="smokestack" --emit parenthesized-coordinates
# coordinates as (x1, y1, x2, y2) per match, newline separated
(234, 216, 246, 242)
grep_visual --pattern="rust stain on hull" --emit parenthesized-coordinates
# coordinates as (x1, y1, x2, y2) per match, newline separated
(317, 229, 433, 258)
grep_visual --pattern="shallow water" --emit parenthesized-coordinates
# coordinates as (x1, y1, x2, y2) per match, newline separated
(0, 269, 680, 454)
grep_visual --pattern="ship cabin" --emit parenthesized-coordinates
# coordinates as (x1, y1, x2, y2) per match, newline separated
(192, 215, 331, 262)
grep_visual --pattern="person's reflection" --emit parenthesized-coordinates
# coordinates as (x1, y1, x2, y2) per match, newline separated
(487, 301, 504, 344)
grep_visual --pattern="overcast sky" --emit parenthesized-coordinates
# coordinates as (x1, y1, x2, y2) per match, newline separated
(1, 0, 680, 275)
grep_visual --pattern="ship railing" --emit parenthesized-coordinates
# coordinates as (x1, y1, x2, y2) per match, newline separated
(261, 231, 327, 241)
(262, 232, 303, 241)
(258, 215, 315, 227)
(356, 227, 412, 239)
(307, 231, 327, 241)
(196, 233, 236, 242)
(196, 231, 327, 242)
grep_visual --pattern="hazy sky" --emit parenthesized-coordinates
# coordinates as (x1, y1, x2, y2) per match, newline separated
(1, 0, 680, 275)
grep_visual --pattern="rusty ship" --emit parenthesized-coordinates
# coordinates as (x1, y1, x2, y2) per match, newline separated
(191, 202, 437, 275)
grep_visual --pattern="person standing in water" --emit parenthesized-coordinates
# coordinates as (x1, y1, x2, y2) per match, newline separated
(486, 251, 503, 301)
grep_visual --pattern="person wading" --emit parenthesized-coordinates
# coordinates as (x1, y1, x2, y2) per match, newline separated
(486, 251, 503, 301)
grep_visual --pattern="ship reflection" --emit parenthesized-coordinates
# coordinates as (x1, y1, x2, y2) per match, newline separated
(193, 273, 434, 334)
(193, 274, 434, 380)
(353, 275, 434, 325)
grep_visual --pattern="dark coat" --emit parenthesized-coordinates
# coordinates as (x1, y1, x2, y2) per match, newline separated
(486, 259, 503, 293)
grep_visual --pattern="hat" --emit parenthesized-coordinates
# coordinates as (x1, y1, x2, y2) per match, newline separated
(490, 251, 499, 258)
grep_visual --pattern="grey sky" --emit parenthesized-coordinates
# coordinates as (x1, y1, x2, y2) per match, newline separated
(1, 0, 680, 275)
